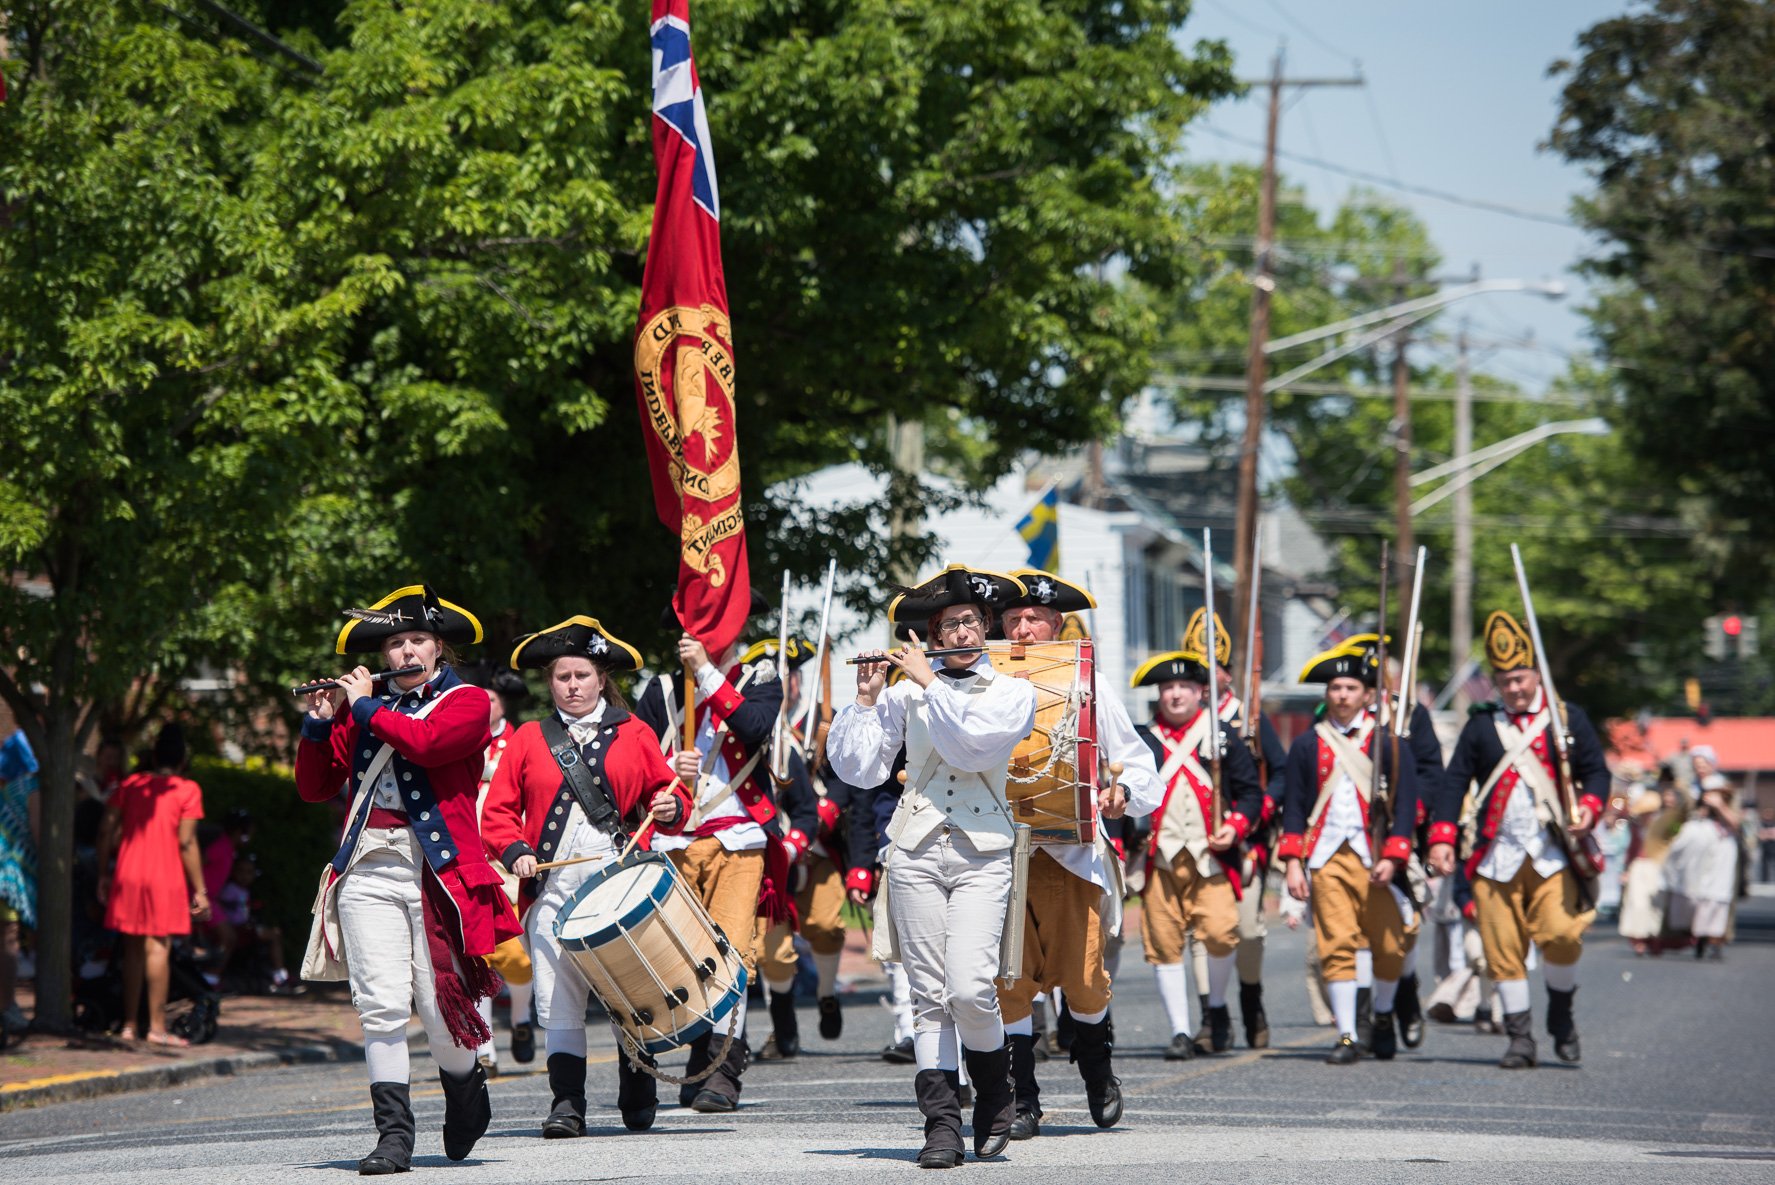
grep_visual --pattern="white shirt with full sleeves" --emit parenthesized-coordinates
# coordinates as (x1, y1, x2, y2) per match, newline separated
(828, 655, 1037, 787)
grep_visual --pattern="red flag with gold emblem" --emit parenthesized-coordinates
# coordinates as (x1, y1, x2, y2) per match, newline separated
(633, 0, 750, 655)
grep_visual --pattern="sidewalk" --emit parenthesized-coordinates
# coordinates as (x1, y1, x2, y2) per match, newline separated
(0, 984, 367, 1112)
(2, 924, 888, 1113)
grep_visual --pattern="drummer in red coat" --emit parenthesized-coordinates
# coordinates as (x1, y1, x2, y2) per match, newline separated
(480, 617, 693, 1138)
(295, 584, 521, 1175)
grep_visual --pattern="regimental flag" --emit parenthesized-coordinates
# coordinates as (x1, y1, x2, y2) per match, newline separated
(1016, 485, 1060, 572)
(633, 0, 750, 656)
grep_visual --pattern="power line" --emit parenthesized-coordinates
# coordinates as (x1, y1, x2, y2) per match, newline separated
(1262, 0, 1361, 63)
(1195, 124, 1575, 227)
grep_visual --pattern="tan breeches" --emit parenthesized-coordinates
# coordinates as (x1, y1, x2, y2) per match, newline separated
(1310, 845, 1410, 982)
(1473, 860, 1592, 981)
(669, 839, 764, 975)
(996, 850, 1112, 1023)
(1143, 850, 1239, 964)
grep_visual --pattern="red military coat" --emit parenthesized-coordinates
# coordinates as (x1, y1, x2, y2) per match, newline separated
(295, 670, 519, 958)
(480, 705, 693, 917)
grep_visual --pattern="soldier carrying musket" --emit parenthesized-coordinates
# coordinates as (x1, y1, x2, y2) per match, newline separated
(1435, 547, 1609, 1070)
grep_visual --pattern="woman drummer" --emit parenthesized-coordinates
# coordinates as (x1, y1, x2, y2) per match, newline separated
(295, 584, 520, 1176)
(480, 618, 692, 1137)
(827, 566, 1037, 1168)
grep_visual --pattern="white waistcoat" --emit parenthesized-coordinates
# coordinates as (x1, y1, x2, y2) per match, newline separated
(887, 673, 1016, 854)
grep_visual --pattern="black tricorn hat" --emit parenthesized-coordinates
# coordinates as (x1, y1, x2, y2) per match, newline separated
(335, 584, 482, 655)
(999, 568, 1096, 614)
(887, 565, 1025, 626)
(1130, 651, 1210, 688)
(509, 616, 645, 672)
(739, 636, 817, 669)
(1299, 644, 1376, 687)
(660, 587, 771, 632)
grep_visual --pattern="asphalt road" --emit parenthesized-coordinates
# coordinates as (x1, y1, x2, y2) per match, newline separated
(6, 892, 1773, 1184)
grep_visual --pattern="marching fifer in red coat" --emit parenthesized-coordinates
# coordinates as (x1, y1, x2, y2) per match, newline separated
(480, 617, 693, 1139)
(295, 584, 521, 1176)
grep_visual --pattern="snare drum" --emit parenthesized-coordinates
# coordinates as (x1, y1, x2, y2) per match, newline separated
(554, 852, 747, 1056)
(991, 639, 1099, 844)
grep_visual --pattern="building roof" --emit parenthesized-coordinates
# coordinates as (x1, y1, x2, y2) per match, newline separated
(1608, 716, 1775, 774)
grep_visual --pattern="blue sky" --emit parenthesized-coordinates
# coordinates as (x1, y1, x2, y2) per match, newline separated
(1180, 0, 1629, 391)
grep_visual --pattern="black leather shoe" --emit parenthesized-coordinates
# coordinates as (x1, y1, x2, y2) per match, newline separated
(882, 1036, 917, 1064)
(918, 1148, 965, 1169)
(1163, 1032, 1197, 1061)
(1325, 1036, 1359, 1065)
(1009, 1109, 1040, 1140)
(818, 995, 843, 1040)
(358, 1082, 414, 1175)
(541, 1108, 586, 1139)
(509, 1022, 535, 1065)
(690, 1089, 737, 1113)
(1370, 1011, 1398, 1061)
(439, 1063, 491, 1161)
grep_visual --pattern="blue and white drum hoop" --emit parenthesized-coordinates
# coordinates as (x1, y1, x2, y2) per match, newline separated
(554, 851, 747, 1056)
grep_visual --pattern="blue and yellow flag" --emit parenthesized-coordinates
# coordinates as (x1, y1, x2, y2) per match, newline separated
(1016, 486, 1060, 571)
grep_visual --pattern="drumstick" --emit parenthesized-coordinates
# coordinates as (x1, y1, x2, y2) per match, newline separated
(533, 818, 659, 872)
(619, 818, 657, 862)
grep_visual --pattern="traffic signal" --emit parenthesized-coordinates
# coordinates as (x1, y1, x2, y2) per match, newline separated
(1704, 614, 1760, 659)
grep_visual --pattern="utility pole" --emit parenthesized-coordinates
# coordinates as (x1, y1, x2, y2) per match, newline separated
(1391, 258, 1416, 620)
(1231, 49, 1365, 650)
(1451, 318, 1475, 709)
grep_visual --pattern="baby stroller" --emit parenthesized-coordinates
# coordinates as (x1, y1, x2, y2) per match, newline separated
(73, 937, 222, 1044)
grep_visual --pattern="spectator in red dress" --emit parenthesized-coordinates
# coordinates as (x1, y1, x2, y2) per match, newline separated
(97, 725, 210, 1046)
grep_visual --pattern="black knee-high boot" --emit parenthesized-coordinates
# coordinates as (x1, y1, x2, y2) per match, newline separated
(678, 1032, 712, 1108)
(962, 1045, 1015, 1159)
(358, 1082, 414, 1175)
(1069, 1017, 1123, 1128)
(914, 1069, 965, 1169)
(616, 1045, 659, 1131)
(543, 1053, 587, 1138)
(438, 1062, 491, 1161)
(1006, 1033, 1041, 1139)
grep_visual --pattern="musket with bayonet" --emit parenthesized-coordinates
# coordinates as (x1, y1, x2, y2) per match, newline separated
(1241, 516, 1263, 760)
(1369, 542, 1392, 857)
(1394, 548, 1427, 739)
(1509, 544, 1603, 888)
(1203, 529, 1224, 833)
(769, 568, 793, 785)
(803, 559, 838, 771)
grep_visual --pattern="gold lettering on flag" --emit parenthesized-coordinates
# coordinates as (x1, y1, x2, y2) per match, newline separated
(635, 303, 744, 586)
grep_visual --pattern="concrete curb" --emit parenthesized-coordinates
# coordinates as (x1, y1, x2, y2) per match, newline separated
(0, 1039, 364, 1113)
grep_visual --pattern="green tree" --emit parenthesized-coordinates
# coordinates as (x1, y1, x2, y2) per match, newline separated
(1549, 0, 1775, 583)
(0, 2, 388, 1027)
